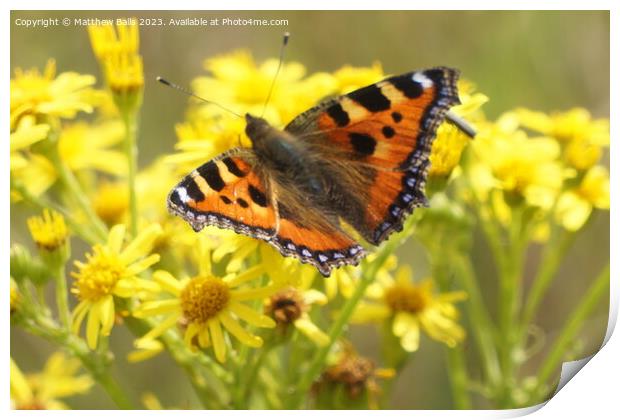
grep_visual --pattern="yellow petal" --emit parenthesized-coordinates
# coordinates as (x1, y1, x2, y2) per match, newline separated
(120, 224, 162, 264)
(228, 301, 275, 328)
(86, 301, 102, 349)
(400, 322, 420, 352)
(294, 317, 329, 346)
(153, 270, 183, 295)
(208, 318, 227, 363)
(218, 311, 263, 347)
(107, 224, 126, 254)
(137, 314, 178, 342)
(99, 295, 115, 336)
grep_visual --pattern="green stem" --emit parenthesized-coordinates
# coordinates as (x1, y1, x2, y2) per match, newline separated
(16, 314, 134, 409)
(287, 239, 399, 409)
(445, 348, 471, 409)
(122, 112, 139, 238)
(54, 262, 71, 329)
(48, 146, 108, 241)
(431, 252, 471, 409)
(11, 179, 100, 245)
(529, 264, 609, 404)
(453, 255, 502, 388)
(520, 230, 576, 341)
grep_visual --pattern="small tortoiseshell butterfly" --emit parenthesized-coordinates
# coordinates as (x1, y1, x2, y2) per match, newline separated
(166, 67, 465, 276)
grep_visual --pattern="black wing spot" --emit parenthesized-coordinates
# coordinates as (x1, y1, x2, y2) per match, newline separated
(326, 103, 350, 127)
(349, 133, 377, 156)
(382, 126, 395, 138)
(237, 198, 249, 208)
(391, 112, 403, 123)
(348, 84, 391, 112)
(222, 157, 246, 177)
(197, 161, 225, 191)
(248, 184, 268, 207)
(391, 75, 424, 99)
(185, 178, 205, 202)
(220, 196, 232, 205)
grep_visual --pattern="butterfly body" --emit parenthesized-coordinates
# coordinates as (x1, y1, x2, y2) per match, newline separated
(168, 68, 463, 276)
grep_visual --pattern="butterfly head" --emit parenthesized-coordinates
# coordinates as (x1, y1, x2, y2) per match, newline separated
(245, 113, 272, 144)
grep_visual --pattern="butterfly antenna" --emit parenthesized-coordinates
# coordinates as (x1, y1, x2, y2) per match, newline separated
(261, 32, 290, 118)
(445, 111, 477, 138)
(156, 76, 243, 119)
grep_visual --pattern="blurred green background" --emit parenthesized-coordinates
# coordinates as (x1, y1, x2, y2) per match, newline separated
(10, 10, 609, 409)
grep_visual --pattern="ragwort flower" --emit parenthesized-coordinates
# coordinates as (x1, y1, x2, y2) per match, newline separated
(352, 265, 466, 352)
(88, 21, 144, 113)
(555, 165, 610, 231)
(429, 80, 488, 180)
(265, 286, 329, 346)
(470, 113, 565, 210)
(133, 252, 278, 363)
(71, 224, 161, 349)
(10, 59, 98, 128)
(10, 353, 93, 410)
(515, 107, 609, 171)
(58, 120, 127, 176)
(9, 115, 50, 171)
(27, 209, 69, 252)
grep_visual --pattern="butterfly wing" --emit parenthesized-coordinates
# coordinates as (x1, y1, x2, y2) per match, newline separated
(167, 149, 364, 276)
(285, 67, 461, 244)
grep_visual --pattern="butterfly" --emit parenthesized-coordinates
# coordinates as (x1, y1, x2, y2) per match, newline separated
(167, 67, 466, 276)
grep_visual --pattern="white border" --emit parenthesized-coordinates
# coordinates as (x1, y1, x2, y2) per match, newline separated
(4, 1, 617, 419)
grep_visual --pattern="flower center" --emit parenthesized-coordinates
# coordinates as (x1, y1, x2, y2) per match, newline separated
(266, 288, 305, 325)
(180, 276, 230, 323)
(72, 245, 124, 302)
(384, 284, 431, 314)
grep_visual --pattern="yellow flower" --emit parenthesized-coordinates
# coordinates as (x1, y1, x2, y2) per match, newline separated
(429, 80, 488, 179)
(88, 21, 144, 112)
(210, 228, 265, 273)
(10, 59, 98, 128)
(71, 224, 162, 349)
(58, 120, 127, 176)
(10, 353, 94, 410)
(88, 19, 144, 93)
(325, 254, 397, 299)
(10, 154, 57, 200)
(352, 266, 466, 351)
(470, 113, 565, 209)
(27, 209, 68, 251)
(133, 259, 278, 363)
(515, 107, 609, 171)
(164, 113, 248, 175)
(92, 181, 129, 225)
(332, 62, 384, 94)
(265, 286, 329, 346)
(10, 115, 50, 171)
(556, 165, 610, 231)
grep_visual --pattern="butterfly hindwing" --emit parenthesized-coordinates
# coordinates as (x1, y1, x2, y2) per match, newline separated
(285, 67, 461, 244)
(167, 149, 364, 276)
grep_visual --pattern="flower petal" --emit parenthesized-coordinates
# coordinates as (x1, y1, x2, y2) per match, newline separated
(218, 311, 263, 347)
(294, 317, 329, 346)
(228, 301, 275, 328)
(107, 224, 126, 254)
(120, 224, 162, 264)
(208, 318, 227, 363)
